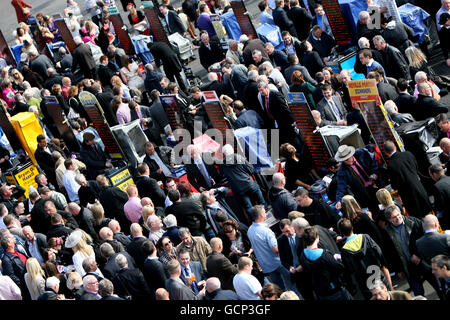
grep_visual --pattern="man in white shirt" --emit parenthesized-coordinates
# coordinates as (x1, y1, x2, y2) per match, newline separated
(232, 256, 262, 300)
(62, 159, 81, 203)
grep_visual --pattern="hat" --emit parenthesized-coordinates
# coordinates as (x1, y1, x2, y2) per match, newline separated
(65, 230, 82, 248)
(239, 34, 249, 43)
(439, 13, 450, 25)
(334, 145, 355, 162)
(20, 53, 28, 62)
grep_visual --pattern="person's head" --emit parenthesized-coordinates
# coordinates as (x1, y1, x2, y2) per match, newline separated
(165, 178, 177, 192)
(358, 11, 370, 25)
(372, 35, 386, 51)
(189, 86, 202, 100)
(201, 32, 210, 46)
(302, 226, 319, 248)
(294, 188, 311, 207)
(155, 288, 170, 300)
(130, 223, 143, 237)
(142, 239, 157, 258)
(291, 217, 310, 237)
(436, 114, 450, 135)
(405, 46, 427, 68)
(91, 202, 105, 225)
(100, 242, 115, 259)
(98, 278, 115, 297)
(279, 291, 300, 300)
(177, 247, 192, 268)
(83, 274, 99, 293)
(26, 257, 44, 280)
(66, 271, 83, 291)
(163, 215, 177, 230)
(99, 227, 114, 241)
(443, 0, 450, 10)
(358, 37, 370, 49)
(36, 134, 48, 149)
(383, 100, 398, 115)
(115, 253, 128, 269)
(279, 218, 295, 238)
(415, 71, 428, 85)
(44, 201, 57, 216)
(257, 80, 270, 97)
(376, 188, 394, 208)
(321, 83, 333, 100)
(341, 195, 363, 221)
(261, 283, 283, 300)
(209, 237, 223, 253)
(337, 218, 353, 237)
(159, 4, 169, 15)
(83, 132, 96, 146)
(429, 163, 445, 182)
(314, 3, 324, 16)
(258, 0, 268, 12)
(272, 172, 286, 189)
(423, 214, 440, 231)
(46, 276, 60, 292)
(384, 205, 403, 226)
(147, 215, 163, 231)
(264, 42, 275, 56)
(417, 81, 432, 97)
(251, 205, 266, 222)
(431, 255, 450, 279)
(178, 227, 193, 246)
(167, 259, 182, 277)
(168, 189, 181, 203)
(126, 184, 138, 198)
(205, 277, 221, 293)
(358, 49, 373, 66)
(22, 225, 35, 242)
(369, 280, 389, 300)
(440, 137, 450, 155)
(383, 140, 397, 156)
(311, 25, 322, 39)
(82, 256, 97, 274)
(237, 256, 253, 273)
(252, 50, 263, 64)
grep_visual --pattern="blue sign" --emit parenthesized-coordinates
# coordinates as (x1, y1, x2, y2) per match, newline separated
(288, 92, 307, 104)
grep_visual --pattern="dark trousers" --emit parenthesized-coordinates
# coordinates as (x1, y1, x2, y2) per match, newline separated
(166, 69, 188, 93)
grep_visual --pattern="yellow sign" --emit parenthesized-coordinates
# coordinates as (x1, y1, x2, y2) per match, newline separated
(347, 79, 379, 104)
(5, 162, 39, 199)
(108, 168, 134, 192)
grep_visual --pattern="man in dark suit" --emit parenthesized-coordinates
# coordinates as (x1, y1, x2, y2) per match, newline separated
(165, 190, 207, 237)
(257, 81, 299, 147)
(264, 42, 289, 72)
(373, 35, 410, 80)
(429, 164, 450, 230)
(394, 78, 417, 114)
(79, 132, 112, 180)
(384, 100, 415, 127)
(273, 0, 297, 38)
(80, 275, 101, 300)
(316, 84, 347, 126)
(71, 36, 97, 80)
(356, 11, 381, 48)
(100, 242, 136, 280)
(384, 141, 432, 218)
(178, 248, 206, 294)
(160, 4, 186, 36)
(112, 253, 151, 300)
(97, 55, 116, 90)
(126, 224, 148, 270)
(204, 277, 240, 300)
(302, 41, 326, 78)
(142, 142, 175, 182)
(232, 100, 264, 129)
(284, 54, 317, 86)
(34, 135, 65, 188)
(91, 83, 116, 127)
(307, 25, 336, 59)
(142, 241, 167, 299)
(135, 163, 166, 208)
(287, 0, 313, 41)
(22, 226, 46, 264)
(184, 145, 221, 192)
(165, 259, 204, 300)
(416, 215, 450, 280)
(198, 32, 224, 72)
(206, 238, 238, 291)
(148, 41, 187, 92)
(413, 82, 449, 121)
(367, 71, 398, 104)
(240, 35, 269, 67)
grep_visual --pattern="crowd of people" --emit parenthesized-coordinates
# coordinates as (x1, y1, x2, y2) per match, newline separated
(0, 0, 449, 301)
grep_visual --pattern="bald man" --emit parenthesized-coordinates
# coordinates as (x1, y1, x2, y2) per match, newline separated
(155, 288, 170, 300)
(108, 220, 131, 248)
(206, 238, 238, 291)
(415, 214, 450, 299)
(439, 138, 450, 169)
(268, 172, 298, 220)
(205, 277, 240, 300)
(99, 227, 125, 253)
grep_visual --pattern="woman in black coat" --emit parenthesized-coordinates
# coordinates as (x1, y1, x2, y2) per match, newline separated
(221, 219, 252, 264)
(280, 142, 319, 192)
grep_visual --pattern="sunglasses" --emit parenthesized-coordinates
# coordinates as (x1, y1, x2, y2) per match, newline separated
(163, 241, 172, 246)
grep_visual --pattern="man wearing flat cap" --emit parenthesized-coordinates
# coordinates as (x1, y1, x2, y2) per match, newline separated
(334, 145, 381, 211)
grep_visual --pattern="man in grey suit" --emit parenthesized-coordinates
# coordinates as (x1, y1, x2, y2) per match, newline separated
(384, 100, 415, 127)
(316, 84, 347, 126)
(165, 259, 205, 300)
(416, 214, 450, 299)
(178, 248, 206, 293)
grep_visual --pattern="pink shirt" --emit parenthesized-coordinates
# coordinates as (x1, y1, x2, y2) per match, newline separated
(116, 103, 131, 124)
(123, 197, 142, 223)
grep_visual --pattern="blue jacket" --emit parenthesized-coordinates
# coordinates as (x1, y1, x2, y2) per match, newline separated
(234, 109, 265, 129)
(336, 148, 379, 204)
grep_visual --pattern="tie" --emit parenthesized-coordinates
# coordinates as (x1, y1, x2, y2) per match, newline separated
(265, 96, 275, 122)
(197, 161, 212, 188)
(329, 98, 342, 121)
(184, 267, 199, 294)
(350, 160, 371, 187)
(289, 237, 300, 268)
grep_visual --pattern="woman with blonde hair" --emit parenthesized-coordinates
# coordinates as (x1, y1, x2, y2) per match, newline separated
(65, 230, 102, 277)
(66, 271, 83, 300)
(90, 202, 111, 234)
(24, 257, 46, 300)
(341, 195, 384, 248)
(140, 204, 155, 236)
(111, 75, 131, 98)
(375, 188, 405, 226)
